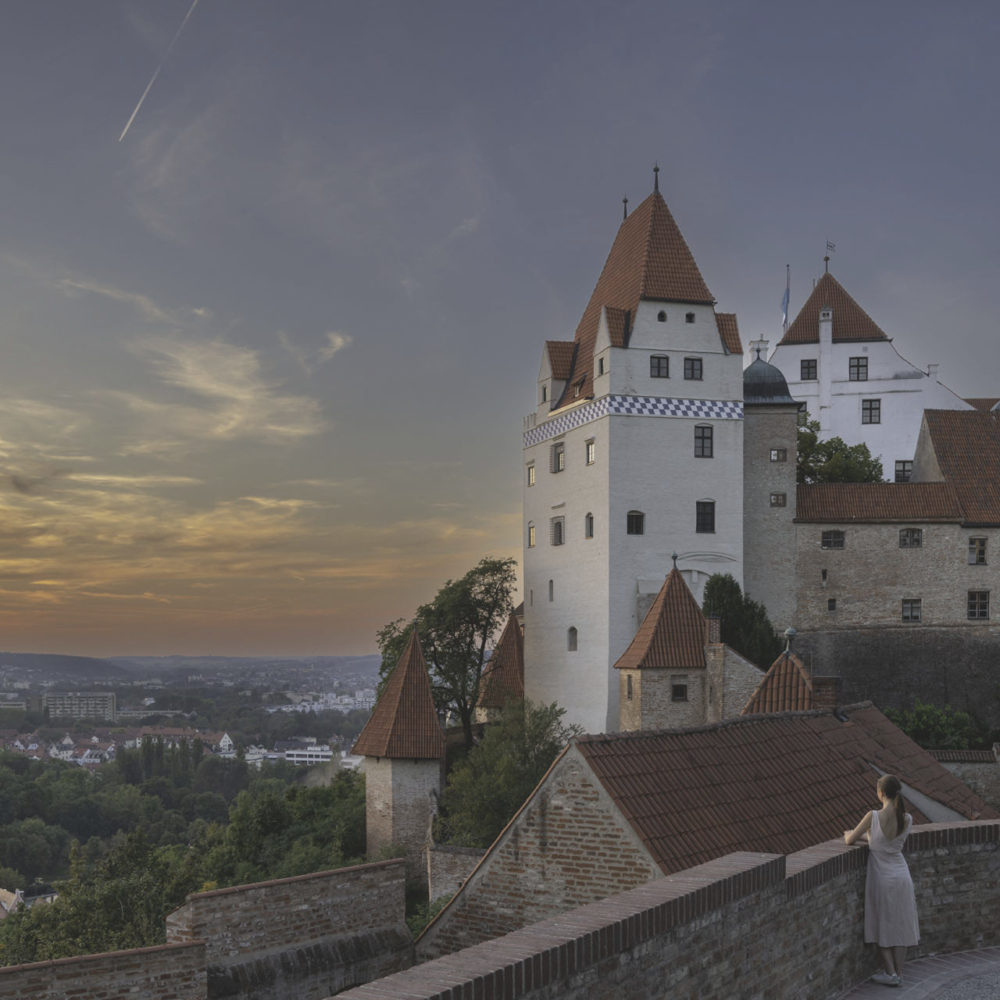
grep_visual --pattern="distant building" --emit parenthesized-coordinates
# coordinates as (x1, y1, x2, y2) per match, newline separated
(41, 691, 116, 722)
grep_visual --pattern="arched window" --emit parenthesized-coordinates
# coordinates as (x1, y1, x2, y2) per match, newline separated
(567, 627, 578, 651)
(584, 512, 594, 538)
(657, 310, 667, 322)
(627, 510, 645, 535)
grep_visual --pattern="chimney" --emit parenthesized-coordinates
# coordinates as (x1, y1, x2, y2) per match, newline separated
(706, 616, 721, 644)
(811, 676, 841, 710)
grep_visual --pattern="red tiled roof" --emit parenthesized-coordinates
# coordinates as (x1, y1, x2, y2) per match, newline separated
(715, 312, 742, 356)
(545, 341, 575, 381)
(614, 568, 706, 671)
(576, 703, 997, 876)
(922, 409, 1000, 525)
(779, 272, 887, 345)
(555, 190, 720, 407)
(352, 630, 444, 760)
(477, 612, 525, 709)
(604, 307, 630, 348)
(795, 482, 962, 522)
(964, 398, 1000, 412)
(742, 651, 824, 714)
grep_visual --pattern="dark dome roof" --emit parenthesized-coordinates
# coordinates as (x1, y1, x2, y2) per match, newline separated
(743, 355, 797, 406)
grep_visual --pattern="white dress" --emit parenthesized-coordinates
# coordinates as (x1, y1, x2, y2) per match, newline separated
(864, 810, 920, 947)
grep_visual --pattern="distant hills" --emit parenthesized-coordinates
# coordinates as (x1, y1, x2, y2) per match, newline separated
(0, 652, 131, 683)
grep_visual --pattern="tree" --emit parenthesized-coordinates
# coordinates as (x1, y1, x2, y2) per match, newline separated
(377, 556, 517, 748)
(797, 415, 884, 484)
(883, 700, 984, 750)
(436, 700, 581, 848)
(702, 574, 783, 669)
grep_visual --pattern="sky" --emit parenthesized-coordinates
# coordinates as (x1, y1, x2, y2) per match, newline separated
(0, 0, 998, 657)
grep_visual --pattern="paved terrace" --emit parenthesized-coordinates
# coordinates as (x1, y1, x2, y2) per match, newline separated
(838, 947, 1000, 999)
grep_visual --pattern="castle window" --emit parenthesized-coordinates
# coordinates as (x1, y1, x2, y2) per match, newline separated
(626, 510, 645, 535)
(969, 537, 987, 565)
(770, 493, 787, 507)
(650, 355, 669, 378)
(550, 517, 565, 546)
(626, 674, 633, 701)
(895, 460, 913, 483)
(968, 590, 989, 619)
(585, 439, 596, 465)
(527, 463, 535, 487)
(567, 627, 578, 651)
(901, 598, 922, 622)
(685, 312, 695, 323)
(527, 522, 535, 548)
(597, 357, 605, 375)
(694, 425, 713, 458)
(801, 359, 817, 380)
(548, 579, 554, 602)
(899, 528, 922, 548)
(696, 501, 715, 533)
(849, 356, 868, 381)
(671, 677, 688, 702)
(861, 399, 881, 424)
(550, 441, 565, 472)
(683, 357, 703, 380)
(827, 598, 837, 611)
(770, 448, 787, 462)
(821, 530, 845, 549)
(584, 512, 594, 538)
(657, 310, 667, 322)
(541, 384, 548, 402)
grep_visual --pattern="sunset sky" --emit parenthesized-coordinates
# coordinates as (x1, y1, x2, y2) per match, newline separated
(1, 1, 998, 656)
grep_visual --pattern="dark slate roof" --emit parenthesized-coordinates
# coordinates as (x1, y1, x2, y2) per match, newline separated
(779, 272, 887, 345)
(613, 568, 706, 671)
(554, 189, 727, 407)
(477, 612, 525, 709)
(743, 356, 797, 406)
(922, 409, 1000, 526)
(352, 629, 445, 760)
(575, 703, 997, 876)
(795, 482, 963, 523)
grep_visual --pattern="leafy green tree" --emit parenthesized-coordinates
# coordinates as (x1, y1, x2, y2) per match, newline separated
(377, 556, 517, 749)
(436, 701, 581, 848)
(797, 415, 884, 484)
(883, 700, 984, 750)
(702, 574, 784, 669)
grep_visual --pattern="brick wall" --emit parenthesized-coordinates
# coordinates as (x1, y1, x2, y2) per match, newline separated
(0, 941, 206, 1000)
(417, 748, 660, 960)
(427, 844, 483, 903)
(337, 820, 1000, 1000)
(166, 859, 411, 999)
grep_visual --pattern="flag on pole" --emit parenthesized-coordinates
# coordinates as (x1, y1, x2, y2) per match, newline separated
(781, 265, 790, 332)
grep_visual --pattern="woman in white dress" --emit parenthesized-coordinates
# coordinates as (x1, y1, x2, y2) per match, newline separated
(844, 774, 920, 988)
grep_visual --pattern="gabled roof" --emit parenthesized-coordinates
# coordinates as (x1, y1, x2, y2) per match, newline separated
(921, 409, 1000, 525)
(742, 650, 831, 714)
(576, 703, 997, 876)
(714, 313, 742, 356)
(614, 568, 706, 671)
(352, 630, 444, 760)
(555, 189, 719, 406)
(795, 482, 963, 523)
(779, 272, 887, 345)
(477, 612, 524, 709)
(965, 398, 1000, 412)
(545, 341, 575, 381)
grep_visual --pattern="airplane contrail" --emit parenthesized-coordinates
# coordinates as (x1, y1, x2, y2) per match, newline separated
(118, 0, 202, 142)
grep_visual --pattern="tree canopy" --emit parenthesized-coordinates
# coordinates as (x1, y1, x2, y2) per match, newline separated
(376, 556, 517, 748)
(797, 415, 884, 484)
(883, 700, 986, 750)
(702, 574, 783, 669)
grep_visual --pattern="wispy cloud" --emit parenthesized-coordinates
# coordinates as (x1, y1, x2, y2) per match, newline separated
(56, 277, 176, 324)
(278, 329, 353, 375)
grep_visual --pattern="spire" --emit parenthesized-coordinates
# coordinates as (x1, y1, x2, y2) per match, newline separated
(476, 611, 525, 709)
(623, 194, 628, 221)
(653, 162, 660, 193)
(779, 272, 888, 346)
(352, 629, 444, 759)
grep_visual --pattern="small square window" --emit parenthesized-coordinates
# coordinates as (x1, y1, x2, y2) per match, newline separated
(895, 460, 913, 483)
(827, 598, 837, 611)
(685, 312, 695, 323)
(671, 681, 688, 702)
(902, 598, 922, 622)
(550, 517, 565, 546)
(968, 590, 989, 619)
(899, 528, 922, 548)
(821, 530, 845, 549)
(969, 537, 987, 565)
(650, 355, 670, 378)
(849, 356, 868, 381)
(551, 442, 565, 473)
(696, 501, 715, 533)
(585, 439, 596, 465)
(694, 425, 713, 458)
(626, 510, 645, 535)
(861, 399, 881, 424)
(770, 493, 787, 507)
(770, 448, 787, 462)
(684, 357, 703, 380)
(527, 464, 535, 487)
(800, 359, 818, 380)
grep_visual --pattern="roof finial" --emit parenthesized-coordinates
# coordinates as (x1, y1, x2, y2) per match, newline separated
(623, 194, 628, 221)
(671, 551, 678, 569)
(783, 626, 796, 653)
(823, 255, 830, 274)
(824, 240, 835, 273)
(755, 345, 762, 360)
(653, 162, 660, 193)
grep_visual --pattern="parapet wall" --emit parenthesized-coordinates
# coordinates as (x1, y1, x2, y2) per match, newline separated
(166, 859, 412, 999)
(336, 820, 1000, 1000)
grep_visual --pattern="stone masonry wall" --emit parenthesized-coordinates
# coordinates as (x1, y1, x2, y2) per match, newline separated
(0, 941, 206, 1000)
(416, 747, 660, 960)
(337, 820, 1000, 1000)
(166, 859, 411, 1000)
(427, 844, 483, 903)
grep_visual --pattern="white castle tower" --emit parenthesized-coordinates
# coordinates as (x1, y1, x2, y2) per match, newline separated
(522, 176, 745, 734)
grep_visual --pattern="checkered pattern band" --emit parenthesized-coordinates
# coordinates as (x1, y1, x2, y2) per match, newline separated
(523, 395, 743, 447)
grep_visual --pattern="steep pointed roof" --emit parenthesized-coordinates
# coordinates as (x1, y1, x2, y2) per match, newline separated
(477, 611, 525, 709)
(352, 629, 444, 759)
(779, 272, 887, 345)
(614, 568, 706, 671)
(743, 650, 822, 714)
(555, 189, 717, 407)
